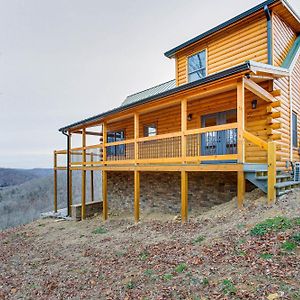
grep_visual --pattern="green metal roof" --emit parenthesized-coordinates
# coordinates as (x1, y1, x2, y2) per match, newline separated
(121, 79, 176, 107)
(281, 35, 300, 69)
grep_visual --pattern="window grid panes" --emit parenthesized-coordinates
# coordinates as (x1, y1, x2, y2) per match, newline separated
(188, 50, 206, 82)
(107, 130, 125, 156)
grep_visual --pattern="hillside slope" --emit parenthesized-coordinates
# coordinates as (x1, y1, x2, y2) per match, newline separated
(0, 172, 101, 230)
(1, 189, 300, 299)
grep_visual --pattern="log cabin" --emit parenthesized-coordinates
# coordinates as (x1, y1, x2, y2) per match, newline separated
(54, 0, 300, 223)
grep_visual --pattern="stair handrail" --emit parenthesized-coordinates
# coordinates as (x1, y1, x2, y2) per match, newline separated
(243, 130, 276, 204)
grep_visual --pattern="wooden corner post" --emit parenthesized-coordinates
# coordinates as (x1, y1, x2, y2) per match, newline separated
(134, 170, 140, 223)
(102, 170, 108, 220)
(181, 170, 188, 223)
(268, 141, 276, 204)
(237, 78, 245, 207)
(54, 151, 57, 213)
(81, 128, 86, 220)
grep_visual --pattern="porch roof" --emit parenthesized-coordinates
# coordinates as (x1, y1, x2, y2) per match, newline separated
(58, 61, 289, 133)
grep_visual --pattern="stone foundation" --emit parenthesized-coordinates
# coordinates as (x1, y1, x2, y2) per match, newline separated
(107, 171, 254, 214)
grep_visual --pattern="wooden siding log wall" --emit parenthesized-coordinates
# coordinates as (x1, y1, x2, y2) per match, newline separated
(273, 13, 297, 67)
(292, 55, 300, 161)
(274, 76, 291, 168)
(176, 15, 268, 85)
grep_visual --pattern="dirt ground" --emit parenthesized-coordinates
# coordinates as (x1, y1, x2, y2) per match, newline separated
(1, 189, 300, 300)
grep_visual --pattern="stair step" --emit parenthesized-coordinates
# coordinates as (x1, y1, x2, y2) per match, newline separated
(277, 189, 293, 197)
(275, 181, 300, 189)
(256, 174, 292, 181)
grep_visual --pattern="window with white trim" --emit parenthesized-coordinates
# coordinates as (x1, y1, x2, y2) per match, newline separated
(144, 124, 157, 137)
(188, 50, 206, 82)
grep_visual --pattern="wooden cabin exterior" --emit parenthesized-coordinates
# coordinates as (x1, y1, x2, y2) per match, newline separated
(54, 0, 300, 222)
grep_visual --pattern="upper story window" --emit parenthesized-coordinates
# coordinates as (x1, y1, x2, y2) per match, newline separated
(188, 50, 206, 82)
(292, 112, 298, 148)
(144, 124, 157, 137)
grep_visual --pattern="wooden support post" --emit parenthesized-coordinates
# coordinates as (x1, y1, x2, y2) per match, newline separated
(134, 113, 139, 163)
(237, 171, 245, 208)
(90, 153, 94, 202)
(237, 79, 245, 164)
(134, 170, 140, 223)
(68, 132, 72, 216)
(268, 141, 276, 204)
(102, 170, 108, 220)
(181, 170, 188, 223)
(102, 123, 107, 163)
(181, 99, 187, 163)
(81, 129, 86, 220)
(54, 151, 57, 213)
(69, 169, 73, 217)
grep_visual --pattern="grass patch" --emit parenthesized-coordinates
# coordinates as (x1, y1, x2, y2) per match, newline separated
(281, 241, 297, 252)
(292, 233, 300, 245)
(222, 279, 237, 295)
(139, 251, 149, 261)
(144, 269, 154, 277)
(259, 253, 273, 260)
(162, 273, 173, 281)
(92, 227, 108, 234)
(193, 235, 205, 244)
(202, 277, 209, 286)
(126, 281, 135, 289)
(175, 263, 187, 273)
(250, 216, 292, 236)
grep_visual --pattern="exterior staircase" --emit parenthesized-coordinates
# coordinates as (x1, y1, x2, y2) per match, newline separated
(244, 164, 300, 197)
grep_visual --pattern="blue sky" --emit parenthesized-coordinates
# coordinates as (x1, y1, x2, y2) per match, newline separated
(0, 0, 299, 168)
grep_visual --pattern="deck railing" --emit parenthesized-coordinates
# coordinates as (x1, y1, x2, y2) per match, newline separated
(66, 123, 240, 166)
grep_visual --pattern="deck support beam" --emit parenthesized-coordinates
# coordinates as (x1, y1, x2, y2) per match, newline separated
(181, 170, 188, 223)
(244, 78, 276, 103)
(237, 171, 245, 208)
(268, 141, 276, 204)
(102, 170, 108, 220)
(68, 132, 73, 216)
(81, 129, 86, 220)
(134, 170, 140, 223)
(90, 153, 94, 202)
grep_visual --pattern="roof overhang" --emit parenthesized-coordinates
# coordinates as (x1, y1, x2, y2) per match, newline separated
(164, 0, 300, 59)
(59, 61, 289, 133)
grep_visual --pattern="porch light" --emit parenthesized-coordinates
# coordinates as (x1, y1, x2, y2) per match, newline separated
(252, 99, 258, 109)
(187, 113, 193, 121)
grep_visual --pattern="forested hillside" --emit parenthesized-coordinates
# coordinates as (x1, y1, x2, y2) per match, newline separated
(0, 170, 101, 230)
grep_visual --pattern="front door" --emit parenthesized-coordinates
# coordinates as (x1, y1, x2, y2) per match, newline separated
(201, 109, 237, 158)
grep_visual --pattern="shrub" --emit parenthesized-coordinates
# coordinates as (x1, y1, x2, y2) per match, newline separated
(250, 216, 292, 236)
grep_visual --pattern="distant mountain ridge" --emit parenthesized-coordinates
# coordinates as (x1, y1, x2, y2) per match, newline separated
(0, 168, 52, 188)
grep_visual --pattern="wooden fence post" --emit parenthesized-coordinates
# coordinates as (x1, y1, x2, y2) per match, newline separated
(102, 170, 108, 220)
(81, 129, 86, 220)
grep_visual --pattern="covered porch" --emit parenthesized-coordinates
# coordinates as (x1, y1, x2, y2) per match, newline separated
(54, 61, 289, 223)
